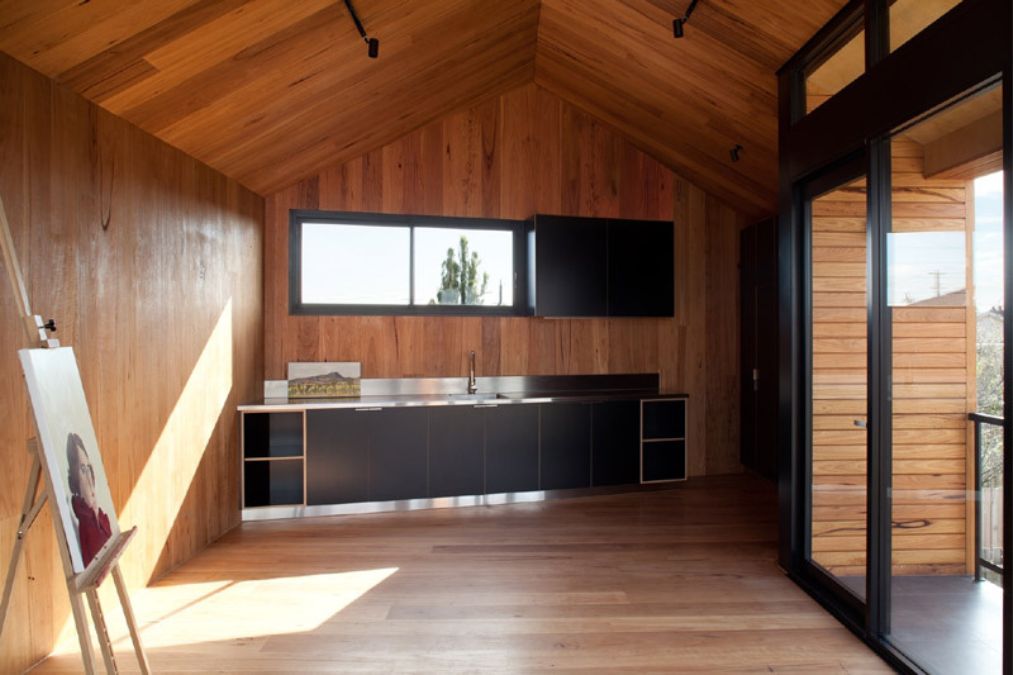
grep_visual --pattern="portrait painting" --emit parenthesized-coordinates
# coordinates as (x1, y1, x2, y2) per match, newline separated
(19, 347, 120, 574)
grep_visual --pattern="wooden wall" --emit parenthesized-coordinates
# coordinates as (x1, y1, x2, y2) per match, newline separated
(0, 53, 263, 672)
(264, 83, 746, 477)
(809, 138, 974, 576)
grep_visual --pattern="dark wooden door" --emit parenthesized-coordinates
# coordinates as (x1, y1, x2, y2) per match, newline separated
(740, 218, 778, 480)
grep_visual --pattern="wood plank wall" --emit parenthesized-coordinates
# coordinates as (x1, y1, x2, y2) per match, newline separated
(0, 53, 263, 673)
(809, 139, 974, 577)
(264, 83, 746, 478)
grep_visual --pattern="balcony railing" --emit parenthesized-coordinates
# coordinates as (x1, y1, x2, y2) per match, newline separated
(970, 411, 1004, 584)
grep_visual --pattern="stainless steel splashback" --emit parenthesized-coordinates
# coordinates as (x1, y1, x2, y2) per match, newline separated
(360, 373, 659, 397)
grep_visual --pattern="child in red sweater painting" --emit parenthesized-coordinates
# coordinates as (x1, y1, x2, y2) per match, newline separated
(67, 432, 112, 567)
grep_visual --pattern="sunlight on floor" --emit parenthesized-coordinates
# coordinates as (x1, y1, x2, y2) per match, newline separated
(51, 567, 398, 654)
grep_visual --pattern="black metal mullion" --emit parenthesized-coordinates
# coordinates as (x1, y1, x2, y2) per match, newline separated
(867, 134, 892, 640)
(1001, 59, 1012, 675)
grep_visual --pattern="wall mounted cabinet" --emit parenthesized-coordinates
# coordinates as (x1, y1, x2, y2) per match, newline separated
(529, 215, 674, 317)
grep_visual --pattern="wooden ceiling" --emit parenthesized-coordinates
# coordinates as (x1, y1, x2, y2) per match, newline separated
(0, 0, 847, 217)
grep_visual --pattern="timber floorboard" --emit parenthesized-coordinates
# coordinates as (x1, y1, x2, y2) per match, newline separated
(33, 475, 890, 673)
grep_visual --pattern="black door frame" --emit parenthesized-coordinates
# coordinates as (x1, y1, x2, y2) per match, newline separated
(777, 0, 1012, 672)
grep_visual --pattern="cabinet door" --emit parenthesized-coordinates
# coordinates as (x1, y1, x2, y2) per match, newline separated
(429, 406, 484, 498)
(306, 409, 370, 505)
(533, 215, 607, 316)
(485, 404, 539, 494)
(592, 400, 640, 486)
(540, 403, 592, 490)
(607, 219, 674, 316)
(369, 407, 429, 502)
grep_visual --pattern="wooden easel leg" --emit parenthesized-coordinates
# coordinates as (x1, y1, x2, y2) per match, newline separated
(112, 565, 151, 674)
(85, 588, 118, 674)
(68, 587, 98, 675)
(0, 451, 46, 640)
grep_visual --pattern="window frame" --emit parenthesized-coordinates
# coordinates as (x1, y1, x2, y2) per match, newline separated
(289, 210, 529, 316)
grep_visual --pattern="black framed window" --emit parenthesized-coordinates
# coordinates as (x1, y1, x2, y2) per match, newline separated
(289, 210, 527, 316)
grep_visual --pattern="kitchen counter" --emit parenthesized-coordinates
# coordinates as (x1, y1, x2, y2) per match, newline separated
(238, 389, 688, 412)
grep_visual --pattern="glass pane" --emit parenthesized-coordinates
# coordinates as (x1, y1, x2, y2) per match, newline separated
(301, 223, 410, 305)
(414, 227, 513, 307)
(890, 0, 963, 53)
(808, 174, 868, 599)
(887, 83, 1003, 675)
(805, 25, 864, 114)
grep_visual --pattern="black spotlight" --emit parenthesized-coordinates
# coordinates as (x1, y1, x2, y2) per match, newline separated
(343, 0, 380, 59)
(673, 0, 699, 39)
(730, 144, 743, 162)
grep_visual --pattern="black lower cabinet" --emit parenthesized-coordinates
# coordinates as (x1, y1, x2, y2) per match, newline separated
(592, 400, 640, 486)
(485, 405, 539, 494)
(306, 409, 370, 505)
(429, 406, 484, 497)
(370, 407, 429, 502)
(540, 403, 592, 490)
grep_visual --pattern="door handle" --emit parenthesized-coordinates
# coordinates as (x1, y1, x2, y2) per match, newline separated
(853, 419, 867, 429)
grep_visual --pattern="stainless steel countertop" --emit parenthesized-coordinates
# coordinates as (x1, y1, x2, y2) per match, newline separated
(238, 389, 688, 412)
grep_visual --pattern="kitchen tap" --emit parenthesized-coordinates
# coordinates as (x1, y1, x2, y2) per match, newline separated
(467, 351, 477, 394)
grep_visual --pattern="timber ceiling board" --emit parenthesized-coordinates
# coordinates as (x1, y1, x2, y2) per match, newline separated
(0, 0, 541, 194)
(0, 0, 846, 214)
(535, 0, 846, 216)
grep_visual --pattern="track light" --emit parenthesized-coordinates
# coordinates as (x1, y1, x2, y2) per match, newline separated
(673, 0, 700, 39)
(730, 144, 743, 162)
(342, 0, 380, 59)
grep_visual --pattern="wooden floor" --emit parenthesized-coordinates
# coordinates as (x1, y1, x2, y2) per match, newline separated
(35, 475, 890, 673)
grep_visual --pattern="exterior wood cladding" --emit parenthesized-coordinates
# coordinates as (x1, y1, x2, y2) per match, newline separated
(0, 53, 263, 672)
(810, 138, 975, 577)
(264, 83, 747, 480)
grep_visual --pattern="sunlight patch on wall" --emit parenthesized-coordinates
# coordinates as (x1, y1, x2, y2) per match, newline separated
(119, 299, 234, 586)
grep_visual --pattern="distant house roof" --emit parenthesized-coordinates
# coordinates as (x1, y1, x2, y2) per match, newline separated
(909, 289, 966, 307)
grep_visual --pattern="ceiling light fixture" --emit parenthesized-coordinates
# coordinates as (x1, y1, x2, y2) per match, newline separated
(342, 0, 379, 58)
(673, 0, 700, 39)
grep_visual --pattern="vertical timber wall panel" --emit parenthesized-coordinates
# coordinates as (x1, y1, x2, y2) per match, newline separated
(264, 83, 746, 478)
(0, 53, 264, 672)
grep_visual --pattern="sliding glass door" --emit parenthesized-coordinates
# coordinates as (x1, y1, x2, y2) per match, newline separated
(804, 163, 870, 608)
(884, 82, 1005, 675)
(796, 81, 1006, 674)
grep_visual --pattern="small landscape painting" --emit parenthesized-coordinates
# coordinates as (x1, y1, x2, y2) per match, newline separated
(287, 362, 362, 398)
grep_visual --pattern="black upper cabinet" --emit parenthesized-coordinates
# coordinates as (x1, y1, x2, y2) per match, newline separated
(530, 215, 673, 317)
(607, 219, 674, 317)
(530, 215, 608, 316)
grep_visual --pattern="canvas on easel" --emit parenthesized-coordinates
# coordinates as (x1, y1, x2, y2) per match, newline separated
(19, 347, 120, 575)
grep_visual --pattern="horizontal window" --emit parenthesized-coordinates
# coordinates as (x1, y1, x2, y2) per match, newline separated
(289, 211, 526, 316)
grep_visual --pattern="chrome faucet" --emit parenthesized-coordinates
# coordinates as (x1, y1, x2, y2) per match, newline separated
(467, 351, 478, 394)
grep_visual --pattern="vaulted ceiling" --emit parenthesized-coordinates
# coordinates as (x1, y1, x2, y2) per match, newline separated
(0, 0, 847, 217)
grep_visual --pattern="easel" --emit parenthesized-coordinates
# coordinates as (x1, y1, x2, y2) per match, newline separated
(0, 195, 151, 674)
